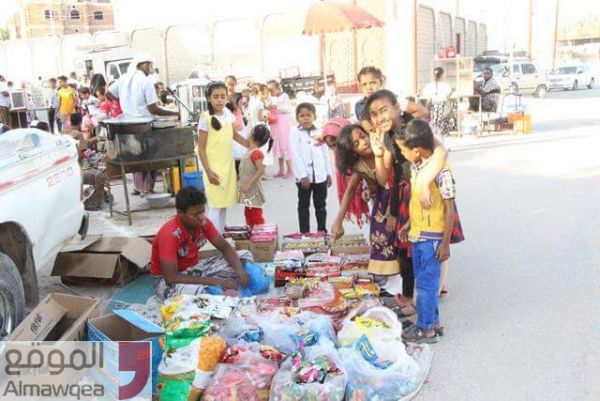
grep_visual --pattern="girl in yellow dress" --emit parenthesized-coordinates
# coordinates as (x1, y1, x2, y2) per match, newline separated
(198, 81, 248, 232)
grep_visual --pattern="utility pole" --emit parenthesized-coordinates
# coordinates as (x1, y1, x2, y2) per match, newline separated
(527, 0, 533, 59)
(413, 0, 418, 94)
(552, 0, 560, 69)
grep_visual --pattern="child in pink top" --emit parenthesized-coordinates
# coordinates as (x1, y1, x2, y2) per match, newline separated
(267, 80, 293, 178)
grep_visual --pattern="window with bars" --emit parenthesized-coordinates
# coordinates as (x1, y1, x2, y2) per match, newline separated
(71, 10, 80, 19)
(94, 11, 103, 20)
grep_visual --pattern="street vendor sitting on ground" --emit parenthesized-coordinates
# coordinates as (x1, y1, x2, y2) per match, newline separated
(151, 187, 251, 300)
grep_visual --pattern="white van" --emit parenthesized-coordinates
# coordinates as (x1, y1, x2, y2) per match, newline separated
(549, 63, 595, 91)
(74, 45, 135, 83)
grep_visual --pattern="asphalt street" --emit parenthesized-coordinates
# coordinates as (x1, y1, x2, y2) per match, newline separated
(38, 86, 600, 400)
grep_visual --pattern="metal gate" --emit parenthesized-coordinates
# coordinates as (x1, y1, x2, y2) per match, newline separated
(477, 24, 487, 55)
(454, 17, 466, 56)
(417, 5, 435, 92)
(467, 20, 477, 57)
(438, 12, 452, 53)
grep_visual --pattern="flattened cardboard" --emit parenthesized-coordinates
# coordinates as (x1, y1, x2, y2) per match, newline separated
(10, 293, 100, 342)
(51, 236, 152, 286)
(8, 297, 67, 341)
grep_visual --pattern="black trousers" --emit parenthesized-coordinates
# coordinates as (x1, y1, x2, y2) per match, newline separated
(48, 108, 56, 133)
(399, 248, 415, 297)
(297, 181, 327, 233)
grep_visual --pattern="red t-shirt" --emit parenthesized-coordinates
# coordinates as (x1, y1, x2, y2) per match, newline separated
(150, 216, 219, 275)
(250, 149, 264, 164)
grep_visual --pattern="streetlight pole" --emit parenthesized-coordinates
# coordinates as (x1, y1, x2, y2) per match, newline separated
(527, 0, 533, 59)
(552, 0, 560, 69)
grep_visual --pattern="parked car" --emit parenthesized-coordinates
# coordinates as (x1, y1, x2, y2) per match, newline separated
(489, 62, 549, 97)
(0, 128, 88, 338)
(548, 63, 595, 91)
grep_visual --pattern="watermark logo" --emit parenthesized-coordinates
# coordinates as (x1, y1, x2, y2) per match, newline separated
(0, 341, 151, 401)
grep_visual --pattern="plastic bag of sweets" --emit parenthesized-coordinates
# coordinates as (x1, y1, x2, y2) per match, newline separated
(269, 344, 347, 401)
(339, 336, 429, 401)
(337, 306, 403, 347)
(158, 339, 201, 401)
(164, 317, 212, 352)
(250, 311, 336, 355)
(202, 348, 280, 401)
(188, 336, 228, 400)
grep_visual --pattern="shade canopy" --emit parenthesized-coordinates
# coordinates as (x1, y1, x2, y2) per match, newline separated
(303, 1, 384, 35)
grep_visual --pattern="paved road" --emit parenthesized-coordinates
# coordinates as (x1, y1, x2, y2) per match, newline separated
(420, 87, 600, 401)
(39, 87, 600, 400)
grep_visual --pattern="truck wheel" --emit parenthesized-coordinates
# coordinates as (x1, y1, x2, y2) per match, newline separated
(588, 78, 594, 89)
(572, 80, 578, 90)
(534, 85, 547, 98)
(0, 253, 25, 339)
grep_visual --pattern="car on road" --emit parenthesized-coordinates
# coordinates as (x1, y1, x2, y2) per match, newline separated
(489, 62, 549, 97)
(0, 128, 88, 338)
(548, 63, 595, 91)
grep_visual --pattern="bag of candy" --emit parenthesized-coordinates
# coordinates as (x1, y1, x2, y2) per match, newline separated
(269, 343, 347, 401)
(337, 306, 402, 347)
(339, 336, 433, 401)
(202, 345, 280, 401)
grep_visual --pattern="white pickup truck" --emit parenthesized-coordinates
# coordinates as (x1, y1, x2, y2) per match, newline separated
(0, 128, 88, 338)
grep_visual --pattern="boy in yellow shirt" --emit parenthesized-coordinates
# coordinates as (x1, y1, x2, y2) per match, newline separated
(56, 75, 77, 129)
(396, 119, 456, 344)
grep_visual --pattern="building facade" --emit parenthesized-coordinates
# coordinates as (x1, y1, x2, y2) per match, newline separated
(9, 0, 114, 39)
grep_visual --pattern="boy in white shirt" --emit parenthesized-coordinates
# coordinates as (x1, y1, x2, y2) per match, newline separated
(291, 103, 332, 233)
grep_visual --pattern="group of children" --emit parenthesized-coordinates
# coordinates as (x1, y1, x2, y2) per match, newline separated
(196, 66, 464, 344)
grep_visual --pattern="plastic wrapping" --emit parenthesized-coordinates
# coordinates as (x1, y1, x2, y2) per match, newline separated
(252, 311, 336, 355)
(219, 316, 263, 343)
(202, 348, 280, 401)
(339, 337, 432, 401)
(337, 306, 402, 347)
(269, 344, 347, 401)
(297, 282, 336, 309)
(238, 262, 271, 297)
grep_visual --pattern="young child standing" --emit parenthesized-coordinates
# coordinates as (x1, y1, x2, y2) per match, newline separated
(267, 80, 293, 178)
(198, 81, 248, 233)
(238, 124, 273, 227)
(396, 119, 457, 344)
(291, 103, 332, 233)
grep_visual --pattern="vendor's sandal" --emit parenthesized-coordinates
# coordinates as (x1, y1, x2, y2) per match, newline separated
(434, 325, 445, 337)
(402, 324, 439, 344)
(394, 294, 414, 308)
(379, 289, 395, 298)
(391, 305, 416, 320)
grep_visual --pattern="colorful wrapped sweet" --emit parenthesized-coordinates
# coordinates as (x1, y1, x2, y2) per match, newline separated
(339, 336, 433, 401)
(269, 344, 347, 401)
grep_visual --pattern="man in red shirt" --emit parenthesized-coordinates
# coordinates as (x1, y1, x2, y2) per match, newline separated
(151, 187, 250, 299)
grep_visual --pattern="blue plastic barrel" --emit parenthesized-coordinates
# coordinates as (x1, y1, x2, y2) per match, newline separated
(182, 171, 204, 191)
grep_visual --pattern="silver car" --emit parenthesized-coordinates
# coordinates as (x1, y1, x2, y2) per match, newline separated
(489, 62, 549, 97)
(549, 64, 595, 91)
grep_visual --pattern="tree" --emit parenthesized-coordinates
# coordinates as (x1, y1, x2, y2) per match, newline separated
(559, 16, 600, 40)
(0, 28, 9, 41)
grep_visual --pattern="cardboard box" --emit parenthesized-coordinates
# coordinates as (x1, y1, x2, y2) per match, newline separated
(10, 293, 100, 341)
(250, 238, 278, 263)
(199, 237, 235, 259)
(235, 239, 250, 250)
(331, 244, 371, 256)
(87, 310, 164, 396)
(51, 236, 151, 286)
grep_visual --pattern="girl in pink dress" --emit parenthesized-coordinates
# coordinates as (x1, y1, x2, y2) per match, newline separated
(267, 80, 293, 178)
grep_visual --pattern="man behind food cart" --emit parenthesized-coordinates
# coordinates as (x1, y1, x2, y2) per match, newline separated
(108, 53, 179, 196)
